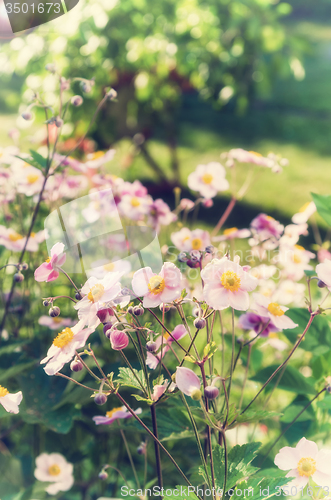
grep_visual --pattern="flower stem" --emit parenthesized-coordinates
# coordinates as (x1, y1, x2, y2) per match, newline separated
(150, 404, 163, 495)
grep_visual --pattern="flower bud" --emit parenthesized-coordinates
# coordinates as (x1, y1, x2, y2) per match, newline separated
(49, 306, 60, 317)
(71, 95, 83, 107)
(97, 307, 114, 324)
(43, 300, 49, 307)
(137, 442, 147, 455)
(103, 324, 113, 338)
(186, 259, 200, 269)
(94, 393, 107, 405)
(190, 250, 201, 262)
(109, 329, 129, 351)
(70, 359, 83, 372)
(60, 77, 70, 91)
(75, 292, 82, 300)
(205, 245, 214, 254)
(204, 385, 219, 400)
(327, 384, 331, 394)
(192, 307, 200, 318)
(22, 111, 32, 121)
(203, 199, 213, 208)
(146, 340, 157, 352)
(45, 63, 56, 73)
(106, 88, 117, 100)
(190, 388, 202, 401)
(133, 305, 144, 316)
(21, 263, 28, 271)
(171, 373, 176, 383)
(127, 306, 134, 315)
(178, 252, 188, 263)
(13, 272, 24, 282)
(318, 279, 327, 288)
(98, 470, 108, 480)
(81, 80, 92, 93)
(55, 117, 63, 128)
(159, 303, 170, 313)
(194, 317, 206, 330)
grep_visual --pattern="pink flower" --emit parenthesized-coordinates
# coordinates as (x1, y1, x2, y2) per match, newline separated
(275, 437, 331, 489)
(252, 293, 298, 330)
(238, 312, 279, 337)
(34, 242, 66, 282)
(0, 386, 22, 414)
(171, 228, 211, 252)
(84, 149, 115, 169)
(93, 406, 142, 425)
(222, 149, 274, 168)
(132, 262, 182, 308)
(151, 383, 168, 401)
(109, 329, 129, 350)
(176, 367, 201, 400)
(41, 320, 94, 375)
(34, 453, 74, 495)
(250, 214, 284, 241)
(316, 258, 331, 289)
(148, 198, 177, 231)
(188, 162, 229, 199)
(146, 324, 188, 369)
(201, 257, 257, 311)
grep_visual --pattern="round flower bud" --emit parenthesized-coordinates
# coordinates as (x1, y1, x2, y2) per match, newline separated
(205, 245, 214, 254)
(71, 95, 83, 107)
(97, 307, 114, 324)
(81, 81, 92, 93)
(327, 385, 331, 394)
(94, 393, 107, 405)
(21, 111, 32, 121)
(171, 373, 176, 383)
(49, 306, 60, 317)
(203, 199, 213, 208)
(194, 317, 206, 330)
(190, 388, 202, 401)
(146, 340, 157, 353)
(103, 323, 112, 338)
(75, 292, 82, 300)
(106, 88, 117, 100)
(178, 252, 188, 263)
(21, 263, 28, 271)
(43, 300, 49, 307)
(70, 359, 83, 372)
(204, 385, 220, 400)
(55, 117, 63, 128)
(16, 264, 23, 271)
(190, 250, 201, 262)
(318, 279, 327, 288)
(192, 307, 200, 318)
(13, 272, 24, 282)
(127, 306, 134, 315)
(60, 77, 70, 91)
(186, 259, 200, 269)
(137, 442, 147, 455)
(159, 303, 170, 313)
(109, 329, 129, 351)
(133, 305, 144, 316)
(98, 470, 108, 480)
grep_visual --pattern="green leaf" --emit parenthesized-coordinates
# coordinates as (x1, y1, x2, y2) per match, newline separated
(230, 410, 282, 427)
(285, 308, 331, 356)
(116, 367, 146, 391)
(245, 470, 291, 499)
(251, 364, 315, 395)
(200, 443, 261, 491)
(164, 485, 199, 500)
(203, 341, 218, 360)
(311, 192, 331, 226)
(29, 149, 48, 169)
(0, 360, 36, 383)
(280, 395, 315, 444)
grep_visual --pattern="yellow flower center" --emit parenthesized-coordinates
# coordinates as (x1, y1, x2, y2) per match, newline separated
(45, 257, 51, 263)
(106, 406, 123, 418)
(299, 202, 311, 213)
(8, 232, 23, 242)
(223, 227, 238, 236)
(48, 464, 61, 476)
(293, 254, 302, 264)
(248, 151, 262, 157)
(297, 457, 317, 477)
(0, 385, 9, 398)
(266, 215, 275, 221)
(295, 245, 305, 251)
(27, 174, 39, 184)
(90, 151, 105, 160)
(221, 270, 241, 292)
(52, 317, 62, 324)
(148, 275, 165, 295)
(87, 284, 105, 303)
(53, 328, 74, 348)
(202, 173, 213, 184)
(267, 302, 284, 316)
(191, 238, 203, 250)
(130, 197, 141, 207)
(103, 262, 115, 272)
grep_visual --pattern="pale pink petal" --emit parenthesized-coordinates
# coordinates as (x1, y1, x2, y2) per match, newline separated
(312, 471, 331, 488)
(274, 446, 300, 470)
(271, 314, 298, 330)
(228, 289, 249, 311)
(296, 437, 318, 459)
(132, 267, 154, 297)
(203, 285, 230, 310)
(0, 391, 22, 414)
(161, 262, 182, 288)
(176, 367, 201, 396)
(46, 269, 60, 282)
(316, 450, 331, 475)
(34, 262, 52, 282)
(143, 293, 162, 308)
(159, 286, 181, 303)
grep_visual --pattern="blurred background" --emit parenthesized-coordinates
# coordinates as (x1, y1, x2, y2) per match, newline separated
(1, 0, 331, 222)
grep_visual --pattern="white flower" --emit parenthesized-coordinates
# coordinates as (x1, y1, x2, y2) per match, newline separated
(41, 320, 94, 375)
(252, 293, 298, 330)
(171, 227, 211, 252)
(316, 258, 331, 289)
(0, 386, 22, 414)
(275, 437, 331, 489)
(292, 202, 316, 224)
(188, 162, 229, 199)
(34, 453, 74, 495)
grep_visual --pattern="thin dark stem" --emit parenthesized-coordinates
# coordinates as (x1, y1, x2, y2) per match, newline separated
(240, 311, 318, 416)
(55, 372, 96, 391)
(211, 196, 237, 237)
(260, 387, 326, 467)
(119, 425, 140, 489)
(151, 404, 163, 495)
